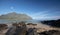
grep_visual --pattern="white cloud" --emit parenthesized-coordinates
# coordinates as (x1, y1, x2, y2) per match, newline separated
(31, 11, 49, 19)
(33, 16, 60, 20)
(31, 10, 60, 20)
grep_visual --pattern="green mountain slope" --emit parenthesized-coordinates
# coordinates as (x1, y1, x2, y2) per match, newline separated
(0, 12, 32, 20)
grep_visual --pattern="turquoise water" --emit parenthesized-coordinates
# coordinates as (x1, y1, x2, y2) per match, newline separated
(0, 19, 40, 24)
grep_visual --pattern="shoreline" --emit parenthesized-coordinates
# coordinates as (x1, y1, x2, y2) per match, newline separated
(0, 22, 60, 35)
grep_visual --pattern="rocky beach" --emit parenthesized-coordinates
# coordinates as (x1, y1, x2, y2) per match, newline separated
(0, 21, 60, 35)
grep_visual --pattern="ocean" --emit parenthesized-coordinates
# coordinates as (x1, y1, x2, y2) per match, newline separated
(0, 19, 40, 24)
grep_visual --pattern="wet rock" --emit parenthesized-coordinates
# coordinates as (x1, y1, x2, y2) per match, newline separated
(12, 23, 18, 26)
(26, 28, 37, 35)
(27, 23, 37, 26)
(14, 22, 27, 35)
(5, 26, 16, 35)
(27, 23, 33, 25)
(0, 24, 8, 31)
(6, 22, 38, 35)
(38, 30, 60, 35)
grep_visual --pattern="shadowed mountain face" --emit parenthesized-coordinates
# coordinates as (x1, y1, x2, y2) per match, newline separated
(0, 12, 32, 20)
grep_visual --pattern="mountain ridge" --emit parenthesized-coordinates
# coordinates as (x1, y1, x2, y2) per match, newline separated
(0, 12, 32, 20)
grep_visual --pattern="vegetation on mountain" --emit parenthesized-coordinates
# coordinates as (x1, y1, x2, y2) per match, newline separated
(0, 12, 32, 20)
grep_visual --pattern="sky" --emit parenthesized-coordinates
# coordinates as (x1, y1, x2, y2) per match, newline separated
(0, 0, 60, 20)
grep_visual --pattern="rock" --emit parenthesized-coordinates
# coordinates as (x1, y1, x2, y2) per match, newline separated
(14, 22, 27, 35)
(38, 30, 60, 35)
(0, 24, 8, 31)
(5, 26, 16, 35)
(6, 22, 38, 35)
(27, 23, 33, 25)
(26, 28, 37, 35)
(27, 23, 37, 26)
(6, 22, 27, 35)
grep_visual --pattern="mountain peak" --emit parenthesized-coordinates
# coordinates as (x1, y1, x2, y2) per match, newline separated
(8, 12, 17, 14)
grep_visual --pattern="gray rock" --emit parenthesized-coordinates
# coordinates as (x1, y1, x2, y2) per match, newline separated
(26, 28, 37, 35)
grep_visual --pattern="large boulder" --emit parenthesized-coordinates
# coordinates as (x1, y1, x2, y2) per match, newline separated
(14, 22, 27, 35)
(6, 22, 27, 35)
(26, 28, 37, 35)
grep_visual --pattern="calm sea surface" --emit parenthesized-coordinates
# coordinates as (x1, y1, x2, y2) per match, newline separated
(0, 19, 40, 24)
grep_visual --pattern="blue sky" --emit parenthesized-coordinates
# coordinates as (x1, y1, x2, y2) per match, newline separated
(0, 0, 60, 20)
